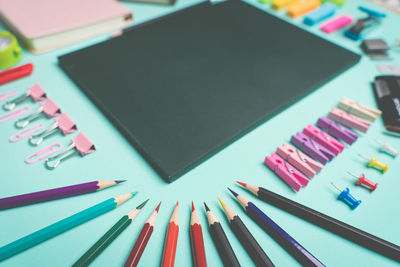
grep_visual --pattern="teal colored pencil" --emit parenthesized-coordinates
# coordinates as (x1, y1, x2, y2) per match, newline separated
(0, 192, 136, 262)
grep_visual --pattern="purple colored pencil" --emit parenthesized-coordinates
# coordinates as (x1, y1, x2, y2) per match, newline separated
(0, 180, 125, 211)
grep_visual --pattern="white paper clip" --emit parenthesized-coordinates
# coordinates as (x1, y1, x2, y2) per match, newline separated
(3, 84, 46, 111)
(15, 98, 61, 129)
(375, 140, 398, 157)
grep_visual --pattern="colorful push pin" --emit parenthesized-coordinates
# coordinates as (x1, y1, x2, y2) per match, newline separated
(347, 171, 378, 192)
(331, 183, 361, 210)
(358, 154, 389, 173)
(375, 140, 399, 158)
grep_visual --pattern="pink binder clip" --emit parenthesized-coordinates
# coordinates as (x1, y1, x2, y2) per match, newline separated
(328, 107, 370, 133)
(317, 117, 358, 145)
(303, 124, 345, 156)
(320, 15, 353, 33)
(15, 98, 61, 129)
(3, 84, 47, 111)
(291, 132, 335, 165)
(45, 132, 96, 169)
(0, 106, 31, 124)
(0, 90, 18, 101)
(25, 143, 62, 164)
(29, 113, 77, 146)
(9, 123, 45, 142)
(264, 153, 309, 192)
(276, 142, 322, 178)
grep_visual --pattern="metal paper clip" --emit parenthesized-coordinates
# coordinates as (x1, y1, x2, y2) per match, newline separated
(3, 84, 46, 111)
(15, 98, 61, 129)
(45, 132, 96, 169)
(0, 90, 18, 101)
(0, 106, 31, 124)
(25, 143, 62, 164)
(9, 123, 45, 142)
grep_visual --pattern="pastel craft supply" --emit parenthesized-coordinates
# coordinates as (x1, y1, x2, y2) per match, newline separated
(45, 132, 96, 169)
(328, 107, 370, 133)
(9, 123, 45, 142)
(0, 90, 18, 101)
(25, 143, 62, 164)
(264, 153, 309, 192)
(0, 106, 31, 124)
(331, 183, 361, 210)
(317, 117, 358, 145)
(303, 124, 344, 155)
(377, 63, 400, 76)
(348, 172, 378, 192)
(287, 0, 320, 18)
(276, 142, 322, 178)
(337, 98, 381, 122)
(272, 0, 299, 10)
(375, 140, 398, 157)
(29, 113, 77, 146)
(323, 0, 346, 5)
(358, 154, 389, 173)
(304, 2, 336, 25)
(320, 15, 352, 33)
(290, 132, 334, 165)
(15, 98, 61, 129)
(3, 83, 46, 111)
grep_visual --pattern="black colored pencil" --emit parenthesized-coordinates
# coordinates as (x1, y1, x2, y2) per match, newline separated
(218, 198, 275, 267)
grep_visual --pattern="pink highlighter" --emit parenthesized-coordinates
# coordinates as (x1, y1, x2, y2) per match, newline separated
(321, 15, 353, 33)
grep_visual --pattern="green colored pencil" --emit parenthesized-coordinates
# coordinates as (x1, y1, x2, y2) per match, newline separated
(72, 199, 149, 266)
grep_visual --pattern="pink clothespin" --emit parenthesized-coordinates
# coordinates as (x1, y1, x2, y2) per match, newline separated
(291, 132, 335, 165)
(3, 84, 47, 111)
(317, 117, 358, 145)
(25, 143, 62, 164)
(0, 106, 31, 124)
(0, 90, 18, 101)
(29, 113, 77, 146)
(15, 98, 61, 129)
(320, 15, 352, 33)
(45, 132, 96, 169)
(276, 142, 323, 178)
(264, 153, 309, 192)
(328, 107, 370, 133)
(303, 124, 345, 156)
(9, 123, 45, 142)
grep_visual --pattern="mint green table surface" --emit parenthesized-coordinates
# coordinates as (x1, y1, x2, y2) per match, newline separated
(1, 0, 399, 266)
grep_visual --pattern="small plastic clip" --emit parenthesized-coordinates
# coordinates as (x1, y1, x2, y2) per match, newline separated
(320, 15, 353, 33)
(0, 106, 31, 124)
(317, 117, 358, 145)
(331, 183, 361, 210)
(3, 84, 46, 111)
(29, 113, 77, 146)
(287, 0, 320, 18)
(337, 98, 381, 122)
(303, 124, 345, 156)
(358, 154, 389, 173)
(9, 123, 45, 143)
(304, 2, 336, 26)
(0, 90, 18, 101)
(375, 140, 398, 157)
(272, 0, 299, 10)
(291, 132, 335, 165)
(348, 171, 378, 192)
(328, 107, 371, 133)
(15, 98, 61, 129)
(25, 143, 62, 164)
(45, 132, 96, 169)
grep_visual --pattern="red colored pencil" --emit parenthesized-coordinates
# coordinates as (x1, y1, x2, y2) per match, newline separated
(190, 202, 207, 267)
(161, 202, 179, 267)
(124, 202, 161, 267)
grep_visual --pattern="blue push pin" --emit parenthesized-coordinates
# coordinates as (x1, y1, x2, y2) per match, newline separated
(331, 183, 362, 210)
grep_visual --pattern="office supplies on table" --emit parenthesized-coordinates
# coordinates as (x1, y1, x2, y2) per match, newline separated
(361, 39, 390, 59)
(0, 192, 135, 261)
(291, 132, 334, 164)
(264, 153, 309, 192)
(328, 107, 370, 133)
(190, 202, 207, 267)
(304, 2, 336, 25)
(287, 0, 320, 18)
(204, 203, 240, 267)
(344, 6, 386, 41)
(347, 172, 378, 191)
(0, 31, 22, 69)
(228, 189, 324, 267)
(218, 198, 275, 267)
(358, 154, 389, 173)
(320, 15, 353, 33)
(73, 199, 148, 267)
(0, 63, 33, 85)
(324, 0, 346, 5)
(25, 143, 62, 164)
(316, 117, 358, 145)
(121, 0, 176, 5)
(0, 90, 18, 102)
(377, 63, 400, 75)
(161, 202, 179, 267)
(45, 132, 96, 169)
(29, 113, 77, 146)
(331, 183, 361, 209)
(124, 202, 161, 267)
(3, 84, 46, 111)
(0, 0, 132, 54)
(9, 123, 44, 142)
(0, 180, 125, 211)
(15, 98, 61, 129)
(303, 124, 344, 155)
(59, 0, 360, 182)
(375, 139, 398, 157)
(0, 106, 31, 124)
(272, 0, 299, 10)
(337, 98, 381, 122)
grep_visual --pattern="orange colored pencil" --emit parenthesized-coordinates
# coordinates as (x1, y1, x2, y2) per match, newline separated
(190, 202, 207, 267)
(161, 201, 179, 267)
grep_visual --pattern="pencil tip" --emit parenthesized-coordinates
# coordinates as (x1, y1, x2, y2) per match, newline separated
(236, 181, 247, 187)
(203, 202, 210, 212)
(115, 180, 126, 184)
(192, 201, 195, 212)
(227, 187, 238, 197)
(131, 192, 138, 196)
(218, 197, 226, 207)
(156, 201, 162, 212)
(176, 201, 179, 207)
(136, 199, 149, 209)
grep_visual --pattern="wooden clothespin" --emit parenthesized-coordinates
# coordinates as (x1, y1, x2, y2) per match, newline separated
(337, 98, 381, 122)
(328, 107, 371, 133)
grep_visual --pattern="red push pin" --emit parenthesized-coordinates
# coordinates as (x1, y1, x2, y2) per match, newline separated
(347, 171, 378, 192)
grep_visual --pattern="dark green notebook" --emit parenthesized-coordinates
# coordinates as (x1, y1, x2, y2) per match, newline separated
(59, 0, 360, 182)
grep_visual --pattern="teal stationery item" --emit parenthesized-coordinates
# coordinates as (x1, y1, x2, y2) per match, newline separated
(304, 2, 336, 25)
(0, 193, 135, 261)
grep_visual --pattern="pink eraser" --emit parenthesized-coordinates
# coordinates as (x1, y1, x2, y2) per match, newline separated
(320, 15, 352, 33)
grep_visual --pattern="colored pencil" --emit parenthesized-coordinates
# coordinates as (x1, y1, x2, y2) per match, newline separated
(72, 199, 149, 266)
(218, 198, 275, 267)
(0, 192, 135, 261)
(0, 180, 125, 211)
(124, 202, 161, 267)
(204, 203, 240, 267)
(237, 181, 400, 262)
(228, 188, 325, 267)
(161, 201, 179, 267)
(190, 202, 207, 267)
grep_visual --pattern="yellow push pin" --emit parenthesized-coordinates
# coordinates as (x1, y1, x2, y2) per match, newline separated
(358, 154, 389, 173)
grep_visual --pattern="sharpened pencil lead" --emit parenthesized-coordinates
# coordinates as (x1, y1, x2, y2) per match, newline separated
(131, 192, 138, 196)
(218, 197, 226, 207)
(192, 201, 195, 212)
(236, 181, 247, 187)
(176, 201, 179, 207)
(204, 202, 210, 212)
(136, 199, 149, 209)
(115, 180, 126, 184)
(156, 202, 162, 212)
(227, 188, 238, 197)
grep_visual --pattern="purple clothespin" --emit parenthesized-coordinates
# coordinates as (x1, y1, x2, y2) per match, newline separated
(317, 117, 358, 145)
(291, 132, 334, 165)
